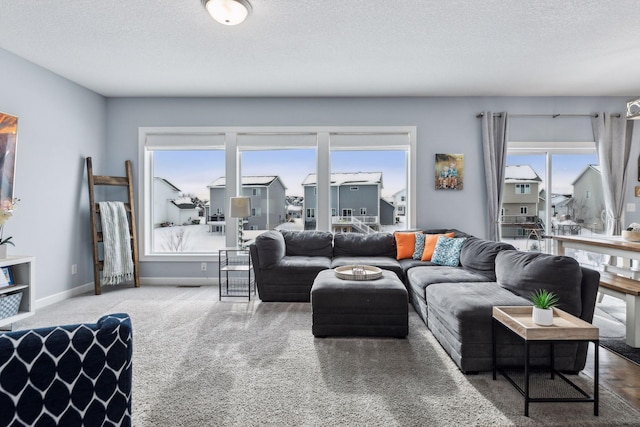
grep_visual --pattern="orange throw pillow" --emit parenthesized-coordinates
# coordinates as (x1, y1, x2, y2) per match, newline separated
(395, 231, 420, 260)
(421, 232, 455, 261)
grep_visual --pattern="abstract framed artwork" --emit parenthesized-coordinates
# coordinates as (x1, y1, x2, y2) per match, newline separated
(435, 153, 464, 190)
(0, 112, 17, 209)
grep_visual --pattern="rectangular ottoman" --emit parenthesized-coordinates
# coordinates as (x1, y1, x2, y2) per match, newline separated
(311, 269, 408, 338)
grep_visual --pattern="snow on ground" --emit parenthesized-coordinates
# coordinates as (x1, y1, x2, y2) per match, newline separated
(153, 217, 408, 252)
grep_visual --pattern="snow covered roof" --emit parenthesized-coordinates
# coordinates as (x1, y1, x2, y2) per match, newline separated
(302, 172, 382, 186)
(571, 164, 601, 185)
(154, 177, 180, 192)
(207, 176, 282, 188)
(504, 165, 542, 183)
(171, 197, 197, 209)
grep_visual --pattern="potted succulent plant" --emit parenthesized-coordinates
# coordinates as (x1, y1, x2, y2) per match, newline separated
(530, 289, 559, 326)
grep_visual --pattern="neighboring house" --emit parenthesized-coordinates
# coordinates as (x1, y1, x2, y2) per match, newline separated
(501, 165, 543, 238)
(380, 199, 395, 226)
(570, 165, 604, 230)
(550, 194, 572, 218)
(302, 172, 387, 233)
(171, 197, 200, 225)
(153, 178, 199, 226)
(207, 176, 287, 231)
(393, 189, 407, 216)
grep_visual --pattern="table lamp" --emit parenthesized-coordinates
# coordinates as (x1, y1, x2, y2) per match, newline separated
(229, 196, 251, 248)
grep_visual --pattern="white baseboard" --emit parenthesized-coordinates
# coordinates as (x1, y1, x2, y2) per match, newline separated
(35, 278, 220, 309)
(141, 277, 219, 286)
(35, 282, 95, 310)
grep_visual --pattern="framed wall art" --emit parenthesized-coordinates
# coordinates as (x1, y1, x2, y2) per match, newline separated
(0, 112, 18, 208)
(435, 153, 464, 190)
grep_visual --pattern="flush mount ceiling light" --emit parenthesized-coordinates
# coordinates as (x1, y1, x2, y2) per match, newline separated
(202, 0, 251, 26)
(627, 98, 640, 120)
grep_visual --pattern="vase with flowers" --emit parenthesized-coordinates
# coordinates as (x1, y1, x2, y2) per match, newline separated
(0, 198, 19, 259)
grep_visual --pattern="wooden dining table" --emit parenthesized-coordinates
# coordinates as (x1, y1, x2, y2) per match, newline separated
(553, 234, 640, 347)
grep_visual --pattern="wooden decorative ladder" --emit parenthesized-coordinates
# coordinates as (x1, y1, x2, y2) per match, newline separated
(86, 157, 140, 295)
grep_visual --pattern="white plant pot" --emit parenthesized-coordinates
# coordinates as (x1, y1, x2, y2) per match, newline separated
(532, 307, 554, 326)
(0, 244, 7, 259)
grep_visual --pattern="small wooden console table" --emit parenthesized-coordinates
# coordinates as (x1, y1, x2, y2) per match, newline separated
(553, 235, 640, 347)
(493, 306, 599, 417)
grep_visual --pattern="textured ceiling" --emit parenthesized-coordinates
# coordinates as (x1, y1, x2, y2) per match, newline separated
(1, 1, 639, 97)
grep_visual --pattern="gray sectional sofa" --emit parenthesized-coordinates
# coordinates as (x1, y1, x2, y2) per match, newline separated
(249, 229, 599, 373)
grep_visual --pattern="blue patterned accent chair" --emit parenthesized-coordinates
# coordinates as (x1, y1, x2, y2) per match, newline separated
(0, 313, 133, 426)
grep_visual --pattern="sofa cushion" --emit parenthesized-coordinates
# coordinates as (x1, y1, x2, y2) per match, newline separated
(495, 251, 583, 317)
(281, 230, 333, 257)
(334, 232, 396, 258)
(431, 236, 466, 266)
(459, 237, 515, 281)
(407, 266, 490, 301)
(254, 230, 286, 269)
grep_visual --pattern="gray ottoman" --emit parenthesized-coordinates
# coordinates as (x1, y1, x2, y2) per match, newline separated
(311, 269, 408, 338)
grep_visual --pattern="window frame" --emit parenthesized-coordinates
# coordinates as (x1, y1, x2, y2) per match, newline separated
(139, 126, 416, 261)
(506, 140, 597, 238)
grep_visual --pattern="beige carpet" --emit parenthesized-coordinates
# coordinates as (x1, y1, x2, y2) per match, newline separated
(13, 285, 640, 426)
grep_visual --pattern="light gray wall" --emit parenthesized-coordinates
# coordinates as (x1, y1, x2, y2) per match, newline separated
(0, 48, 107, 302)
(104, 96, 636, 279)
(3, 45, 638, 289)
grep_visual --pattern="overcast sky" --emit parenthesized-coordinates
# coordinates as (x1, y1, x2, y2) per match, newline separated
(154, 149, 407, 200)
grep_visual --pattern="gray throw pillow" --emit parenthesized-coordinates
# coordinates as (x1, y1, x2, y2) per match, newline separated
(495, 251, 582, 317)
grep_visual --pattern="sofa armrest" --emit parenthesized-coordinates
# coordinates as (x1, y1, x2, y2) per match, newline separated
(253, 230, 286, 269)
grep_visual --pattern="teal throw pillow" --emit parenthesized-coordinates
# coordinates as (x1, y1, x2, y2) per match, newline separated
(431, 236, 466, 266)
(412, 232, 425, 260)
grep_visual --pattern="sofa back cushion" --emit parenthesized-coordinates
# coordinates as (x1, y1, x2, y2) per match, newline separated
(281, 230, 333, 257)
(255, 230, 286, 269)
(334, 232, 396, 258)
(495, 251, 583, 317)
(459, 237, 516, 281)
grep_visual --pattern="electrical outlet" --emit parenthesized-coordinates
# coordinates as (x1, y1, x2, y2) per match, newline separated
(201, 263, 207, 271)
(627, 203, 636, 212)
(71, 264, 77, 275)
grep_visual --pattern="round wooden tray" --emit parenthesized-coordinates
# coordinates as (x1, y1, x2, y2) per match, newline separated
(622, 230, 640, 242)
(334, 265, 382, 281)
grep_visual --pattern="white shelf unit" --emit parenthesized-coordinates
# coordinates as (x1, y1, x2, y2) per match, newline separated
(0, 256, 36, 328)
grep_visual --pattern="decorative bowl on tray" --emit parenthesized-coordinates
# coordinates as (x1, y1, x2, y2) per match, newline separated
(622, 230, 640, 242)
(334, 265, 383, 281)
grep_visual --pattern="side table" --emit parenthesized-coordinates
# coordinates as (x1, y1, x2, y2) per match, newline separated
(218, 248, 255, 300)
(492, 306, 599, 416)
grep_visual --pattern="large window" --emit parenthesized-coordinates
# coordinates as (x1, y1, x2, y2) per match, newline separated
(140, 127, 416, 260)
(500, 141, 602, 254)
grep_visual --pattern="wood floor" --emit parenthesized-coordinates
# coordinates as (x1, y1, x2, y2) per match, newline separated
(583, 343, 640, 410)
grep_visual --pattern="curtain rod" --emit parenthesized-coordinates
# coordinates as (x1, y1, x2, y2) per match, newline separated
(476, 113, 621, 118)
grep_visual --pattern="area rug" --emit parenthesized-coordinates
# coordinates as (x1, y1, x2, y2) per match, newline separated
(13, 286, 640, 426)
(593, 295, 640, 365)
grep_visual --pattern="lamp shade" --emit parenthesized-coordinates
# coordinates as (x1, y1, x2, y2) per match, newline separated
(627, 98, 640, 120)
(203, 0, 251, 26)
(229, 197, 251, 218)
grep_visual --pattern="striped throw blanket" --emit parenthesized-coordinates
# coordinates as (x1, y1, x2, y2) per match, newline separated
(99, 202, 134, 285)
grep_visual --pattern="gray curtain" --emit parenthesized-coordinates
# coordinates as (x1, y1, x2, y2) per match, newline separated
(591, 113, 634, 235)
(481, 112, 509, 241)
